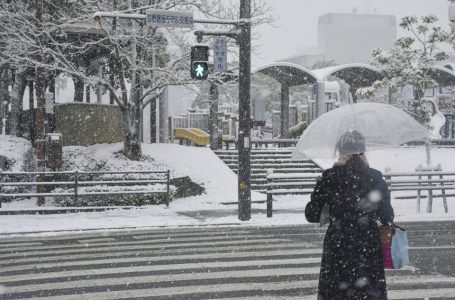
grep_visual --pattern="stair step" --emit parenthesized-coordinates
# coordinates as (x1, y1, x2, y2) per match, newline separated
(251, 177, 318, 182)
(269, 189, 314, 195)
(249, 167, 321, 171)
(214, 151, 295, 155)
(228, 166, 322, 173)
(216, 147, 322, 196)
(215, 151, 295, 154)
(225, 162, 319, 168)
(227, 167, 320, 172)
(217, 156, 303, 161)
(267, 182, 317, 188)
(220, 159, 311, 164)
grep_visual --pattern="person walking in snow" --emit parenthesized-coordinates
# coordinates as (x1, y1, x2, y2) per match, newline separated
(305, 130, 394, 300)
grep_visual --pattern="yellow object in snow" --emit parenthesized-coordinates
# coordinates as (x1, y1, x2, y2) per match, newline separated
(174, 128, 233, 146)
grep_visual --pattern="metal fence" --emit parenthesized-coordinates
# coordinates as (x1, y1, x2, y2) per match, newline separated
(384, 170, 454, 213)
(0, 170, 171, 208)
(223, 138, 299, 150)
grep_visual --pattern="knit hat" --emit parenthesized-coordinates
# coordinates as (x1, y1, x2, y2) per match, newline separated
(336, 130, 366, 156)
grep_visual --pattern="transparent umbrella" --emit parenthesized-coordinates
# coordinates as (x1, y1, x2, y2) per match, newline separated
(292, 103, 429, 160)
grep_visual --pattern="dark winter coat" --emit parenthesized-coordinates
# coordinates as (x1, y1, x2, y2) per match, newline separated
(305, 165, 394, 300)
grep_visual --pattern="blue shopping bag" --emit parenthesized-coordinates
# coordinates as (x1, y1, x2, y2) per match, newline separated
(391, 227, 410, 269)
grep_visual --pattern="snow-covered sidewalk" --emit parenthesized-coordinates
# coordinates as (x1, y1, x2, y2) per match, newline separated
(1, 143, 455, 236)
(0, 195, 452, 237)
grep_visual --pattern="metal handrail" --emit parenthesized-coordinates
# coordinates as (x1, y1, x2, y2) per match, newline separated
(223, 138, 455, 150)
(0, 170, 171, 208)
(0, 170, 169, 175)
(384, 171, 455, 177)
(1, 179, 168, 186)
(384, 171, 450, 214)
(223, 138, 299, 150)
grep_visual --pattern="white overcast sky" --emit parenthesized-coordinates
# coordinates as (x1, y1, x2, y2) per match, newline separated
(251, 0, 451, 68)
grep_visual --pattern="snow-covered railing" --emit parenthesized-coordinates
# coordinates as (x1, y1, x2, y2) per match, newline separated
(404, 139, 455, 146)
(223, 138, 299, 150)
(265, 171, 321, 218)
(263, 170, 454, 217)
(224, 138, 455, 150)
(0, 170, 171, 208)
(252, 139, 298, 148)
(383, 171, 453, 213)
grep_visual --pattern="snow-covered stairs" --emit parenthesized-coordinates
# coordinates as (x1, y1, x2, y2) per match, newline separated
(214, 148, 323, 192)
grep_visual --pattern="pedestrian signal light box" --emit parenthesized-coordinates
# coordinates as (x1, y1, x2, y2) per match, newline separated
(191, 46, 209, 80)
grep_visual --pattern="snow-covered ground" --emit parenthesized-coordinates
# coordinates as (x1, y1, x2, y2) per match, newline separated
(0, 135, 34, 172)
(314, 146, 455, 172)
(1, 142, 455, 236)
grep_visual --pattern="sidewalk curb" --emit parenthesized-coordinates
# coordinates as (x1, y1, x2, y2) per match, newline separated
(0, 222, 272, 237)
(0, 206, 143, 215)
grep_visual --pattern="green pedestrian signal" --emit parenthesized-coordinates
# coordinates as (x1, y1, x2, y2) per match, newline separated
(191, 45, 209, 80)
(191, 62, 209, 80)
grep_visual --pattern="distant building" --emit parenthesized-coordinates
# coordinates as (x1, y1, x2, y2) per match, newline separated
(318, 13, 396, 64)
(280, 47, 325, 69)
(279, 13, 396, 69)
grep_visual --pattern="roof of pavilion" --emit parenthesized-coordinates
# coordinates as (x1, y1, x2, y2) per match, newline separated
(253, 62, 455, 88)
(430, 65, 455, 86)
(252, 62, 318, 86)
(312, 63, 384, 88)
(253, 62, 384, 88)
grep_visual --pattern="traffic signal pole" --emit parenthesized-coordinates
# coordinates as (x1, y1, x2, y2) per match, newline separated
(94, 3, 253, 220)
(209, 82, 220, 150)
(237, 0, 252, 221)
(35, 0, 46, 206)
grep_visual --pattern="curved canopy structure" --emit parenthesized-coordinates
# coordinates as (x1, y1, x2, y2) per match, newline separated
(252, 62, 318, 138)
(252, 62, 387, 138)
(444, 63, 455, 71)
(253, 62, 385, 88)
(430, 65, 455, 86)
(253, 62, 318, 86)
(252, 61, 455, 138)
(312, 63, 384, 88)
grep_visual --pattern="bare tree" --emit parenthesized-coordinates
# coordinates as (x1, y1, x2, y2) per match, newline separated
(0, 0, 274, 160)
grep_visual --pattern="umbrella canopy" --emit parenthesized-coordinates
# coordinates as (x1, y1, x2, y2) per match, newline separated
(292, 103, 429, 160)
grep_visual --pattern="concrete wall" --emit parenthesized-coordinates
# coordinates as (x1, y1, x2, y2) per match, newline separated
(55, 103, 124, 146)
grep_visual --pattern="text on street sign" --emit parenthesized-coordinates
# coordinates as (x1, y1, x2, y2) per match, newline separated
(146, 9, 193, 28)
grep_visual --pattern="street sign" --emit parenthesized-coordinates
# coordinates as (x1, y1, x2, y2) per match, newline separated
(213, 37, 227, 73)
(146, 9, 193, 28)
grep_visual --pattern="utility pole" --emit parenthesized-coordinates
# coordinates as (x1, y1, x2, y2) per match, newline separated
(209, 82, 220, 150)
(35, 0, 46, 206)
(28, 81, 35, 146)
(237, 0, 252, 221)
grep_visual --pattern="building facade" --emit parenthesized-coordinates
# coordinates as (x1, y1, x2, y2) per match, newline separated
(318, 13, 396, 64)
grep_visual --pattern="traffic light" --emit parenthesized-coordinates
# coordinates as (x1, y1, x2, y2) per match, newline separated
(191, 46, 209, 80)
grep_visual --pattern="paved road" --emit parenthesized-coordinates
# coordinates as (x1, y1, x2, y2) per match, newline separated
(0, 221, 454, 299)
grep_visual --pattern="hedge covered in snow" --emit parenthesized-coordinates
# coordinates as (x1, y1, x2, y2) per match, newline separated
(0, 135, 35, 172)
(52, 144, 203, 207)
